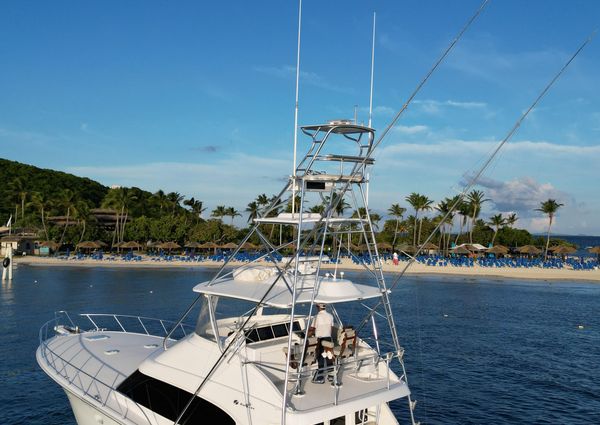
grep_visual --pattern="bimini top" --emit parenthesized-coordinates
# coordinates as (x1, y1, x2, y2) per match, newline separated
(192, 267, 382, 308)
(301, 121, 374, 135)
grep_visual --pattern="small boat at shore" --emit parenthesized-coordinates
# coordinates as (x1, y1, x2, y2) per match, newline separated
(37, 120, 417, 425)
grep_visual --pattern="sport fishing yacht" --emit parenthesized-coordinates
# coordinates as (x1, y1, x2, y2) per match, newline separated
(37, 121, 418, 425)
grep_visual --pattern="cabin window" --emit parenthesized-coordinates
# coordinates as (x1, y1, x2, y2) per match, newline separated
(272, 323, 287, 337)
(330, 416, 345, 425)
(117, 370, 234, 424)
(244, 321, 302, 344)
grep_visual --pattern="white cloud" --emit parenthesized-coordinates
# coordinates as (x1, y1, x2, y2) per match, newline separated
(378, 139, 600, 158)
(413, 99, 487, 114)
(393, 125, 428, 135)
(475, 176, 571, 218)
(253, 65, 354, 94)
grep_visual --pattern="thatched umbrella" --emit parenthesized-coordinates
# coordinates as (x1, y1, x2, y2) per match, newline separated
(184, 241, 203, 249)
(77, 241, 101, 250)
(95, 240, 108, 248)
(451, 246, 471, 255)
(158, 241, 181, 251)
(198, 241, 219, 254)
(376, 242, 393, 251)
(396, 244, 417, 254)
(39, 240, 60, 251)
(240, 242, 258, 250)
(419, 242, 439, 250)
(588, 246, 600, 261)
(220, 242, 238, 250)
(120, 241, 141, 250)
(517, 245, 542, 255)
(487, 245, 509, 255)
(551, 245, 576, 255)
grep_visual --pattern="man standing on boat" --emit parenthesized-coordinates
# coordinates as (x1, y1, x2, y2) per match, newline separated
(308, 303, 334, 383)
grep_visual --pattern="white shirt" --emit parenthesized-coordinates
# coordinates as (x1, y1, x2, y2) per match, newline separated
(313, 309, 334, 338)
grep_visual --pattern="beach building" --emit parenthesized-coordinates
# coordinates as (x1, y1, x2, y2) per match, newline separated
(1, 234, 37, 256)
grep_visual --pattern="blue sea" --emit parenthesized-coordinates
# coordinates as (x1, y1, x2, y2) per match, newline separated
(552, 235, 600, 256)
(1, 265, 599, 424)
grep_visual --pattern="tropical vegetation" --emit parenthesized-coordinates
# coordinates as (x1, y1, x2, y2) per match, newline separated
(1, 159, 573, 253)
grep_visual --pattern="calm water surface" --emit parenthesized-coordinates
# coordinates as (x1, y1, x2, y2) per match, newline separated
(1, 265, 599, 424)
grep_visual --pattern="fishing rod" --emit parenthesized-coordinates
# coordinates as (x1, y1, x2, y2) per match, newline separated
(357, 29, 597, 334)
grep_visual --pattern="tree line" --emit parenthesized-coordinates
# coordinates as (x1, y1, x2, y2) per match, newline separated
(2, 159, 567, 253)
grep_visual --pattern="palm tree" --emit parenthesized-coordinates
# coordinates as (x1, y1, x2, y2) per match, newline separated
(28, 192, 52, 241)
(166, 192, 185, 215)
(309, 204, 325, 214)
(256, 194, 270, 211)
(536, 199, 564, 260)
(323, 193, 350, 217)
(246, 201, 260, 223)
(225, 207, 241, 226)
(75, 201, 90, 244)
(487, 213, 506, 245)
(184, 197, 206, 221)
(211, 205, 227, 221)
(467, 190, 489, 243)
(454, 200, 471, 245)
(405, 193, 421, 246)
(152, 190, 170, 212)
(506, 213, 518, 228)
(434, 198, 454, 255)
(387, 203, 406, 248)
(55, 189, 77, 245)
(8, 177, 27, 221)
(416, 195, 434, 246)
(102, 188, 138, 245)
(286, 195, 301, 214)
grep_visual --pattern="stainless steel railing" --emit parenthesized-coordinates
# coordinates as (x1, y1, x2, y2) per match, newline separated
(38, 312, 194, 424)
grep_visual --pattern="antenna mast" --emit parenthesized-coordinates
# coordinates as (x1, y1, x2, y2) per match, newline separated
(366, 12, 376, 208)
(368, 12, 376, 128)
(291, 0, 302, 217)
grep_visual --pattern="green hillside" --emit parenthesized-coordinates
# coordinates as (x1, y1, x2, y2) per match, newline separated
(0, 158, 109, 222)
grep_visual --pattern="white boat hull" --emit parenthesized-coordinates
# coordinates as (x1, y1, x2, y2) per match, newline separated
(65, 390, 124, 425)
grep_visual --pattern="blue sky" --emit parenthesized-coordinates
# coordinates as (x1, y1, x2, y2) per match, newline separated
(1, 1, 599, 234)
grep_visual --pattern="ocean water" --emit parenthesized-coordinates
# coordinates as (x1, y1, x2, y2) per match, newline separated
(1, 265, 599, 424)
(553, 235, 600, 257)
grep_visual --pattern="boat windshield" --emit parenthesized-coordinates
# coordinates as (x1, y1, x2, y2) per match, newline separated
(195, 295, 218, 342)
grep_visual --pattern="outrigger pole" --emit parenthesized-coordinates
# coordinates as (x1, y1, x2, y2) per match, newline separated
(368, 12, 376, 128)
(291, 0, 303, 217)
(358, 28, 597, 334)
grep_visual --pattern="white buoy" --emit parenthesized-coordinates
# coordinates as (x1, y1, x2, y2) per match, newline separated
(577, 325, 584, 329)
(443, 314, 449, 318)
(2, 248, 13, 281)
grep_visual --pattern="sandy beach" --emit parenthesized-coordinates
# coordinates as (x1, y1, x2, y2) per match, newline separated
(14, 255, 600, 283)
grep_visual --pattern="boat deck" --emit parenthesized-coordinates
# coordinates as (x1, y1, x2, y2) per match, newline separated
(41, 331, 162, 389)
(244, 334, 410, 414)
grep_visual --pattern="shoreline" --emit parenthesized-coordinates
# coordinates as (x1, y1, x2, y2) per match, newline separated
(14, 256, 600, 283)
